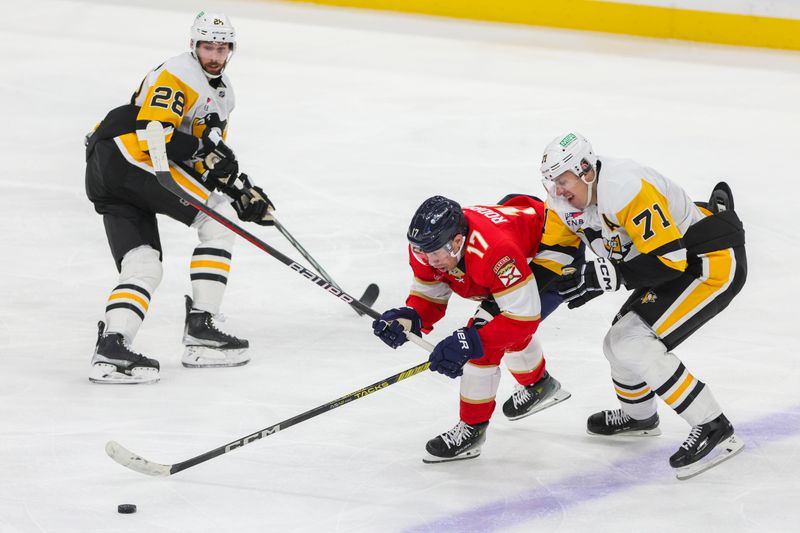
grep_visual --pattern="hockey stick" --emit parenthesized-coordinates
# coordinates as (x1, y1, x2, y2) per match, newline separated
(142, 121, 396, 328)
(106, 359, 431, 476)
(271, 214, 380, 316)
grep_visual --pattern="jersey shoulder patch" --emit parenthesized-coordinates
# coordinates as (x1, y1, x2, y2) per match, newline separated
(493, 255, 523, 287)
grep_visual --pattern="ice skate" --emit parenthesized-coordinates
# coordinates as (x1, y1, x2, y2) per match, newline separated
(423, 420, 489, 464)
(502, 371, 572, 421)
(670, 413, 744, 480)
(182, 296, 250, 368)
(89, 322, 160, 384)
(587, 409, 661, 436)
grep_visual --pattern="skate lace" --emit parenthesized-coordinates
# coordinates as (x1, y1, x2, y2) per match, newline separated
(441, 421, 473, 449)
(106, 335, 147, 362)
(511, 385, 532, 409)
(205, 314, 240, 341)
(605, 409, 632, 427)
(681, 425, 704, 451)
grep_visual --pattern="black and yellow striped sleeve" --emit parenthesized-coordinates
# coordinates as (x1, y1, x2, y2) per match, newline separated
(533, 206, 583, 275)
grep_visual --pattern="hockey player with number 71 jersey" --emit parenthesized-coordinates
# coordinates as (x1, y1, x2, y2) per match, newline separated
(372, 195, 572, 463)
(540, 132, 747, 479)
(85, 12, 276, 383)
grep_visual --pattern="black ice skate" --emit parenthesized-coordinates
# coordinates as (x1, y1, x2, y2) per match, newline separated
(587, 409, 661, 437)
(502, 371, 572, 421)
(89, 321, 160, 384)
(423, 420, 489, 464)
(670, 413, 744, 480)
(182, 296, 250, 368)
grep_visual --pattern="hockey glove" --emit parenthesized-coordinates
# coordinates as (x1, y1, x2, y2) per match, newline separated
(372, 307, 422, 349)
(428, 327, 484, 379)
(196, 118, 238, 181)
(557, 257, 620, 309)
(230, 183, 276, 226)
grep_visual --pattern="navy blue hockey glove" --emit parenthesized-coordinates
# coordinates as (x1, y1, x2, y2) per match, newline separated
(557, 258, 620, 309)
(428, 327, 484, 379)
(372, 307, 422, 349)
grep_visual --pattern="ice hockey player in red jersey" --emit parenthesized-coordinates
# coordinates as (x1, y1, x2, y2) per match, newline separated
(373, 195, 571, 463)
(85, 12, 275, 383)
(541, 132, 747, 479)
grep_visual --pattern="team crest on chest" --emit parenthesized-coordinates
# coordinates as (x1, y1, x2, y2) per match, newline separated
(494, 256, 522, 287)
(447, 267, 466, 282)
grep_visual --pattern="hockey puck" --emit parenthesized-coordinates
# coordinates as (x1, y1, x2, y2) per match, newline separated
(117, 504, 137, 514)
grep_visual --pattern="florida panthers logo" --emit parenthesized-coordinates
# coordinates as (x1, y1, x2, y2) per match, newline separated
(494, 257, 522, 287)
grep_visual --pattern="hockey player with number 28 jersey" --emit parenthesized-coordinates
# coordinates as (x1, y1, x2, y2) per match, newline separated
(373, 195, 571, 463)
(85, 12, 276, 383)
(541, 132, 747, 479)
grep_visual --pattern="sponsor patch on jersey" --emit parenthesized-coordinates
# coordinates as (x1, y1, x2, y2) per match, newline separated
(496, 261, 522, 287)
(565, 211, 584, 229)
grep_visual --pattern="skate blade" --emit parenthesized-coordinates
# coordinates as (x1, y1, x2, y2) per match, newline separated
(674, 434, 744, 480)
(182, 346, 250, 368)
(506, 388, 572, 421)
(89, 363, 160, 385)
(587, 426, 662, 437)
(422, 447, 482, 464)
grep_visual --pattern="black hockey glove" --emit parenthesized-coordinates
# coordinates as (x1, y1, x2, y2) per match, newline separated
(196, 116, 238, 181)
(230, 183, 276, 226)
(557, 258, 621, 309)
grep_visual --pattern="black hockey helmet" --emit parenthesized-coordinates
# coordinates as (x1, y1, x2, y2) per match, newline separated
(407, 196, 468, 252)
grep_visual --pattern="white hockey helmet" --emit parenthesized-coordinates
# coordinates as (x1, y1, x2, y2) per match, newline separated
(540, 132, 597, 181)
(540, 132, 598, 209)
(190, 11, 236, 77)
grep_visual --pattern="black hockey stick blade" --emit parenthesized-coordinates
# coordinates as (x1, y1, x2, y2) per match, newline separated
(106, 360, 431, 476)
(358, 283, 380, 310)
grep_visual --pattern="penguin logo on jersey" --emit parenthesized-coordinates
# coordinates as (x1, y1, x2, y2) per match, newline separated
(641, 291, 657, 304)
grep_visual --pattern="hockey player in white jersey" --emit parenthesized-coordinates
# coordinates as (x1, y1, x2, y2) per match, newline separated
(540, 132, 746, 479)
(85, 12, 275, 383)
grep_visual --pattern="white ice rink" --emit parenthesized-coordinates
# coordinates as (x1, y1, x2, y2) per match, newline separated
(4, 0, 800, 531)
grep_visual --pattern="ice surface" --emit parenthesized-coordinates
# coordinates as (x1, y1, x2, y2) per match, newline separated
(2, 1, 799, 531)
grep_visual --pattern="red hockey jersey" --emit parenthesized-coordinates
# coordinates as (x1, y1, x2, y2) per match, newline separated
(406, 196, 546, 358)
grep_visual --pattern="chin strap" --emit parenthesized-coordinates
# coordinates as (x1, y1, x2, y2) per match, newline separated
(581, 175, 595, 209)
(579, 160, 599, 209)
(448, 235, 466, 261)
